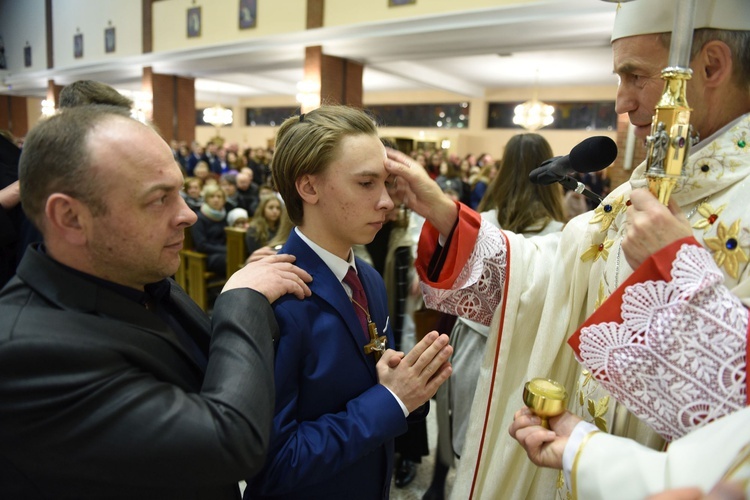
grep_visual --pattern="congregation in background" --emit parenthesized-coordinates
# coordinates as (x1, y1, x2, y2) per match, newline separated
(171, 135, 608, 292)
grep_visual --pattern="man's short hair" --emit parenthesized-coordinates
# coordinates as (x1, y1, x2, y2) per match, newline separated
(272, 106, 378, 225)
(58, 80, 133, 110)
(659, 29, 750, 90)
(19, 105, 132, 230)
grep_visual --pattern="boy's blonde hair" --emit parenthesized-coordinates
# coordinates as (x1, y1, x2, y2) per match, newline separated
(272, 105, 378, 225)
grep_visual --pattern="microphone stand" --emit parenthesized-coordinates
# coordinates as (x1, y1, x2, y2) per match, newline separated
(558, 176, 602, 206)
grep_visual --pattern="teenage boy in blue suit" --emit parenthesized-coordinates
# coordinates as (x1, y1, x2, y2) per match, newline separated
(245, 106, 453, 500)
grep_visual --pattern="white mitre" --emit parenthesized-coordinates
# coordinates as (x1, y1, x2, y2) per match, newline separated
(610, 0, 749, 41)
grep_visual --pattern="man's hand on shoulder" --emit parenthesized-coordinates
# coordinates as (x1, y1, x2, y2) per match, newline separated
(377, 331, 452, 413)
(245, 245, 278, 264)
(222, 253, 312, 303)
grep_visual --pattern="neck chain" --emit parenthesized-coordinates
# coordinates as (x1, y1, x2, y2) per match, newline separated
(350, 296, 387, 360)
(685, 196, 710, 220)
(350, 297, 372, 323)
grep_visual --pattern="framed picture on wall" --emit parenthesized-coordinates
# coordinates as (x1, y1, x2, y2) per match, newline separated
(187, 6, 202, 38)
(0, 37, 6, 70)
(74, 33, 83, 59)
(239, 0, 256, 29)
(389, 0, 416, 5)
(23, 45, 31, 68)
(105, 27, 116, 53)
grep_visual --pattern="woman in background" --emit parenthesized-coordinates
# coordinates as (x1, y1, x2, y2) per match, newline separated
(477, 134, 565, 233)
(244, 208, 294, 265)
(181, 177, 204, 212)
(190, 183, 227, 277)
(244, 195, 284, 259)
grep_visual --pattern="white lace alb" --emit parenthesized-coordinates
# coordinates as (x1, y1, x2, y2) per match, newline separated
(578, 243, 747, 442)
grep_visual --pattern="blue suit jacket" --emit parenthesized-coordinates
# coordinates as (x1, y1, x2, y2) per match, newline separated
(245, 230, 407, 500)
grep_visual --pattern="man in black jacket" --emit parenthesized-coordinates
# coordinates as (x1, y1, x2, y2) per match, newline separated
(0, 131, 45, 288)
(0, 105, 312, 499)
(0, 132, 22, 287)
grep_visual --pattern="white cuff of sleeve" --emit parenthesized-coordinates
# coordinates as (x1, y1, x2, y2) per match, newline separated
(562, 421, 598, 489)
(385, 387, 409, 417)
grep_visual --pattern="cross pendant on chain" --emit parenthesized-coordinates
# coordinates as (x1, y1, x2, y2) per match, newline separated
(363, 321, 387, 361)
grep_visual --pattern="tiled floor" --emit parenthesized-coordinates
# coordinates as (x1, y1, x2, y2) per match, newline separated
(389, 408, 456, 500)
(388, 312, 457, 499)
(240, 403, 457, 499)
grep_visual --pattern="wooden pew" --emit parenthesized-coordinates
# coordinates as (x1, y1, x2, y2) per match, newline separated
(177, 228, 226, 312)
(224, 226, 247, 279)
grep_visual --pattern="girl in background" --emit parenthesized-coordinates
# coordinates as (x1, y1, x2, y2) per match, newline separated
(477, 134, 565, 233)
(244, 195, 284, 258)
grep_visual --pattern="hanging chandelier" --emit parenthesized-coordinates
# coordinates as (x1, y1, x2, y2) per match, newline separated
(514, 68, 555, 131)
(203, 104, 233, 127)
(513, 98, 555, 131)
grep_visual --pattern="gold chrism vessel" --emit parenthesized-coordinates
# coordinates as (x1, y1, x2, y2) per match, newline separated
(523, 378, 568, 429)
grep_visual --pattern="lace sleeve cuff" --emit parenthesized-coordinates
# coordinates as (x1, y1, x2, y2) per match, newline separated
(569, 238, 748, 441)
(419, 215, 508, 326)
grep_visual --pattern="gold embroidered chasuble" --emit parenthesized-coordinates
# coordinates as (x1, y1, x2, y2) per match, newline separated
(415, 114, 750, 499)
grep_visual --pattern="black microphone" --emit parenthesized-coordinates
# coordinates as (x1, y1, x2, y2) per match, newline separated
(529, 136, 618, 186)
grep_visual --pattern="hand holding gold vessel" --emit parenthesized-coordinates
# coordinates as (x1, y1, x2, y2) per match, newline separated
(522, 378, 568, 429)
